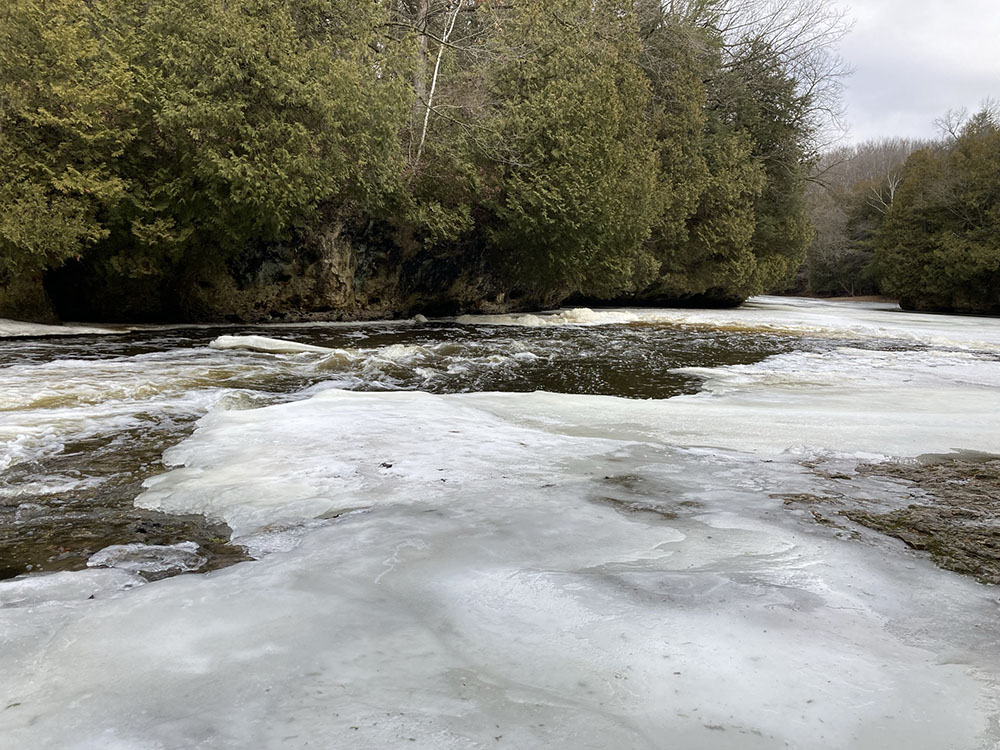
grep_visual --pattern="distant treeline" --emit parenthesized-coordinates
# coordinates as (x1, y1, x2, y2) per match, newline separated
(799, 106, 1000, 314)
(0, 0, 846, 321)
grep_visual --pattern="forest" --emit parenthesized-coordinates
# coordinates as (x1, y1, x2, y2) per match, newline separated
(798, 105, 1000, 314)
(1, 0, 995, 320)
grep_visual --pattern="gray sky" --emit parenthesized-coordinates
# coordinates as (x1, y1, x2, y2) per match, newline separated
(839, 0, 1000, 143)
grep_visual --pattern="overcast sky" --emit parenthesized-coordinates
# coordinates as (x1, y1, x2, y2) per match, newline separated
(838, 0, 1000, 143)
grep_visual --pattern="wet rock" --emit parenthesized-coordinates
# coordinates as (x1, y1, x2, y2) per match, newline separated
(0, 438, 250, 581)
(797, 454, 1000, 584)
(844, 456, 1000, 584)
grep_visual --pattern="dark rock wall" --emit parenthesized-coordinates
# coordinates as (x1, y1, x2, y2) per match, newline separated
(28, 224, 520, 324)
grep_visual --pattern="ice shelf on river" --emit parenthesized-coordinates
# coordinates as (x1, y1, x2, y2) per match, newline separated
(0, 318, 127, 337)
(2, 297, 1000, 749)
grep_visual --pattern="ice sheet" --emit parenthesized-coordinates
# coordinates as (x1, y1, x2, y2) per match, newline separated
(3, 298, 1000, 748)
(464, 348, 1000, 458)
(136, 390, 633, 539)
(87, 542, 206, 575)
(0, 568, 145, 608)
(4, 378, 999, 748)
(4, 417, 1000, 748)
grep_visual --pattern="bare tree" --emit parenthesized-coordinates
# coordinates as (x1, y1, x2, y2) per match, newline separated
(717, 0, 853, 151)
(801, 136, 932, 295)
(935, 99, 999, 141)
(935, 107, 969, 142)
(386, 0, 505, 168)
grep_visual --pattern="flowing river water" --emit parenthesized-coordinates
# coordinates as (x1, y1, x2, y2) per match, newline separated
(1, 296, 999, 748)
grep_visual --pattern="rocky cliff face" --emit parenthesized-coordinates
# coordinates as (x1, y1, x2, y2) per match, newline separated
(6, 222, 759, 325)
(11, 224, 523, 324)
(0, 271, 57, 323)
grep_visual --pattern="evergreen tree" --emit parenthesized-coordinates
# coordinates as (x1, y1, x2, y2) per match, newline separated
(721, 40, 814, 296)
(0, 0, 847, 320)
(652, 120, 765, 302)
(0, 0, 132, 276)
(632, 8, 817, 304)
(875, 109, 1000, 313)
(98, 0, 407, 279)
(482, 0, 659, 300)
(635, 3, 712, 264)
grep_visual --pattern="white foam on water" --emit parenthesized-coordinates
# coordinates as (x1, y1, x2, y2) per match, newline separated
(0, 387, 227, 474)
(205, 337, 542, 393)
(373, 343, 431, 361)
(457, 307, 643, 328)
(0, 347, 305, 473)
(0, 319, 128, 338)
(0, 349, 278, 412)
(457, 295, 1000, 352)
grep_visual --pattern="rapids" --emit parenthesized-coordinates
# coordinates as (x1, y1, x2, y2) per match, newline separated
(1, 296, 999, 749)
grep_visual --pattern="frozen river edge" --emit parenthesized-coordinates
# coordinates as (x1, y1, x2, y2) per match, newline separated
(2, 297, 1000, 749)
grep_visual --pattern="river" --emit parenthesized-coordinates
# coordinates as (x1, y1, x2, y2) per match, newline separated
(1, 296, 999, 748)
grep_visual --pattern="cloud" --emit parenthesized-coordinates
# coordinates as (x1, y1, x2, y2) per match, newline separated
(839, 0, 1000, 142)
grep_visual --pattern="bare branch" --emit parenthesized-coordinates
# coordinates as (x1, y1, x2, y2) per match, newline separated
(415, 1, 463, 166)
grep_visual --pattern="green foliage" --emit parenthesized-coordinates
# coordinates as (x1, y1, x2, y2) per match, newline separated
(101, 0, 407, 276)
(652, 122, 765, 299)
(875, 110, 1000, 313)
(635, 5, 712, 256)
(721, 41, 815, 294)
(0, 0, 132, 275)
(635, 16, 815, 303)
(0, 0, 834, 319)
(482, 0, 659, 299)
(1, 0, 407, 282)
(384, 3, 484, 253)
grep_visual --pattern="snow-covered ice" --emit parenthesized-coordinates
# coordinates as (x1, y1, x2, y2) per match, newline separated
(2, 297, 1000, 748)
